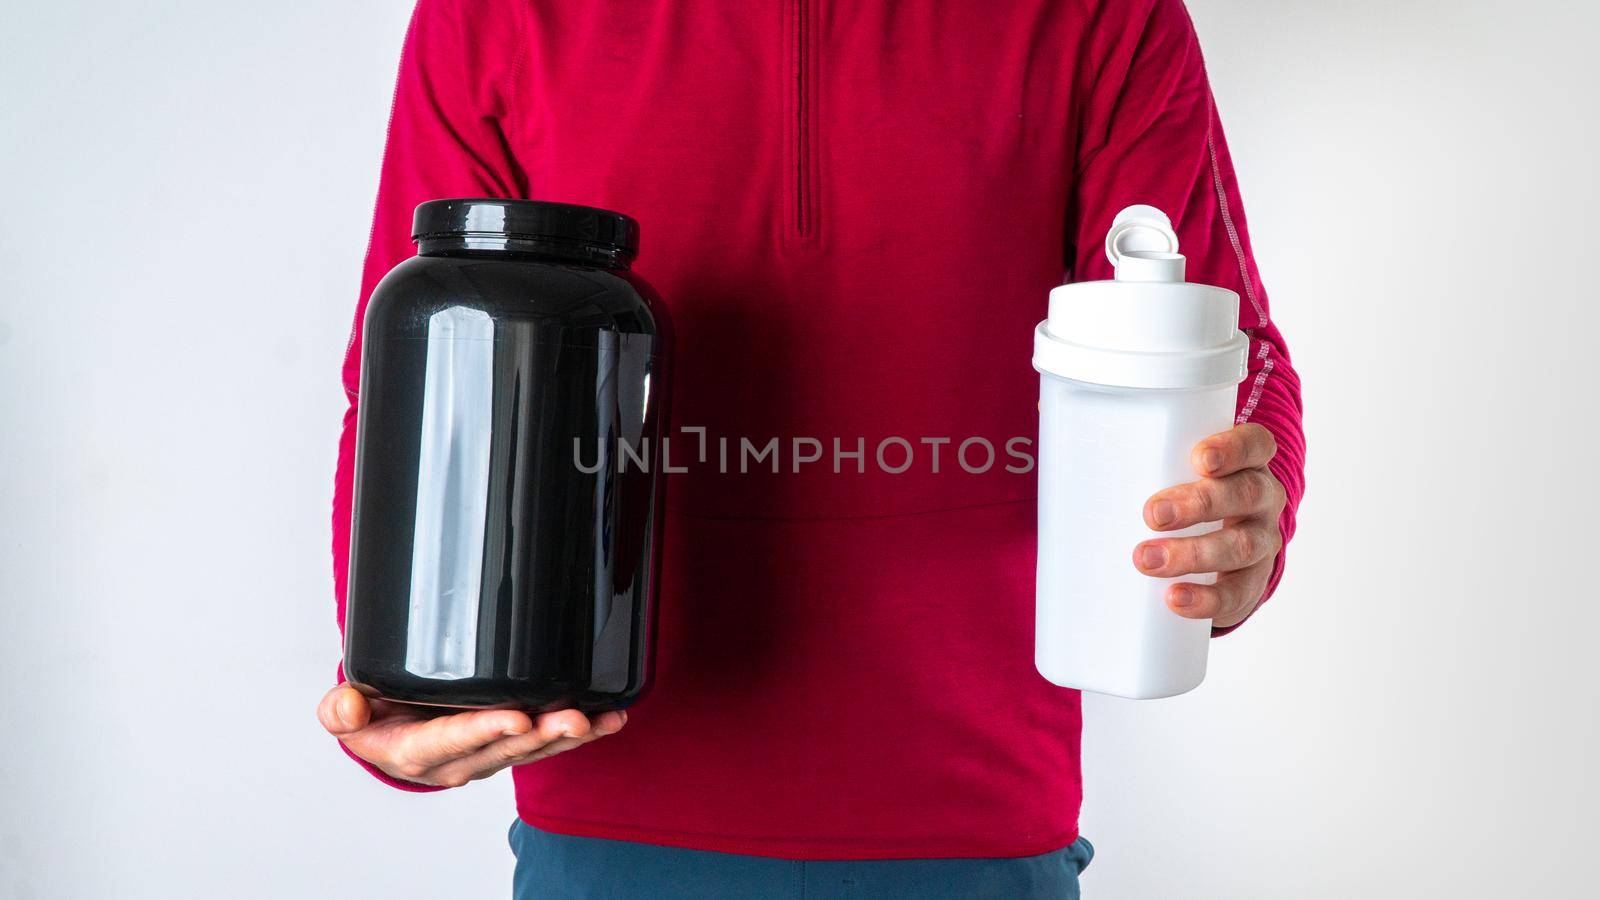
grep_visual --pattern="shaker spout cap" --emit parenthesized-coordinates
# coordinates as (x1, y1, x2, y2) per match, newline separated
(1105, 205, 1183, 282)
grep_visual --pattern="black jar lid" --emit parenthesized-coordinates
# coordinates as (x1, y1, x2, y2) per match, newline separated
(412, 198, 639, 260)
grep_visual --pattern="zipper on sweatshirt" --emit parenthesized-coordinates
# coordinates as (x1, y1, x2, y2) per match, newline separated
(786, 0, 819, 242)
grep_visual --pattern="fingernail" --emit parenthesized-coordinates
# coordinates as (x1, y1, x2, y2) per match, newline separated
(1202, 448, 1224, 473)
(1171, 586, 1193, 608)
(1138, 544, 1167, 570)
(1150, 500, 1177, 527)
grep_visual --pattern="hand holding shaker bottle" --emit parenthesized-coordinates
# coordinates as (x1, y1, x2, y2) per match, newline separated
(342, 199, 670, 712)
(1033, 205, 1249, 699)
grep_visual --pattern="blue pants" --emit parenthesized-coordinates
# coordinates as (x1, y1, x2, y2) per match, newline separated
(510, 820, 1093, 899)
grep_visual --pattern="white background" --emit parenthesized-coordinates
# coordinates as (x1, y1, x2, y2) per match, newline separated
(2, 1, 1596, 897)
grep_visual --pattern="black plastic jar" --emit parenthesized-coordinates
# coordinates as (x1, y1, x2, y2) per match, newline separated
(343, 199, 669, 711)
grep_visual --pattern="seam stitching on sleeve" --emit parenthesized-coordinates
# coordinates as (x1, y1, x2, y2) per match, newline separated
(1236, 340, 1273, 424)
(1207, 128, 1267, 328)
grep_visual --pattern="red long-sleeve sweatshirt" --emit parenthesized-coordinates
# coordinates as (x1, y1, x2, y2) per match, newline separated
(333, 0, 1305, 860)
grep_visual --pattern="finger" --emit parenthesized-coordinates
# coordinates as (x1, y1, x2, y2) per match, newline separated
(425, 737, 572, 787)
(1134, 520, 1279, 578)
(317, 684, 372, 736)
(512, 711, 626, 761)
(1165, 559, 1273, 625)
(418, 707, 585, 764)
(592, 710, 627, 736)
(427, 733, 574, 787)
(1145, 468, 1283, 531)
(477, 710, 625, 766)
(395, 708, 539, 771)
(423, 711, 626, 788)
(1192, 423, 1276, 478)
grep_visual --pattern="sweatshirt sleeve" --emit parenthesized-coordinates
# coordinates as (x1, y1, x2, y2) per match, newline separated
(331, 0, 528, 788)
(1068, 0, 1305, 633)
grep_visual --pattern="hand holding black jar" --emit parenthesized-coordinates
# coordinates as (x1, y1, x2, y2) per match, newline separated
(342, 199, 670, 712)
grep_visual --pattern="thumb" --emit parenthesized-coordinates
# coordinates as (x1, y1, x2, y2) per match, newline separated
(317, 683, 372, 736)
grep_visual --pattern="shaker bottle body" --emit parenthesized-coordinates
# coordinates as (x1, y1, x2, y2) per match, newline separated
(343, 200, 668, 712)
(1035, 376, 1235, 698)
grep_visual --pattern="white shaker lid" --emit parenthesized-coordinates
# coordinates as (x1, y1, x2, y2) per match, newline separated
(1033, 205, 1249, 390)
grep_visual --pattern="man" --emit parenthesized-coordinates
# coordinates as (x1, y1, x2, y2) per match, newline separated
(318, 1, 1305, 896)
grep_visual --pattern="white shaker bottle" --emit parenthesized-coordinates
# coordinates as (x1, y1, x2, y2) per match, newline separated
(1033, 205, 1249, 699)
